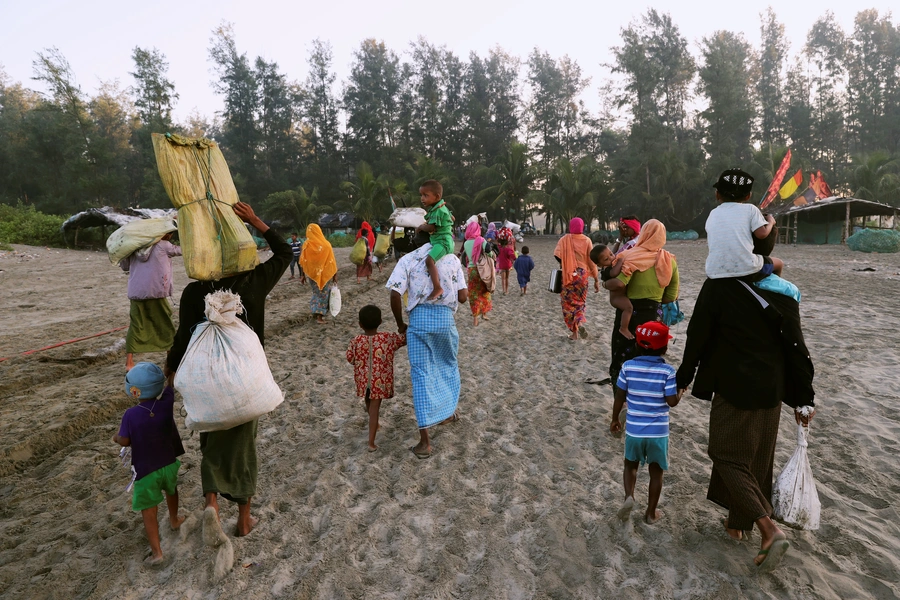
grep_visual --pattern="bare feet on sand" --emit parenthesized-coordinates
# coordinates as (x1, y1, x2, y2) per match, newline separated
(144, 553, 165, 566)
(170, 515, 186, 530)
(645, 509, 663, 524)
(236, 516, 258, 537)
(617, 496, 634, 521)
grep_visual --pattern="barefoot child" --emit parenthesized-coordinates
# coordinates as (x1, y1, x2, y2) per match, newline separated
(610, 322, 681, 524)
(513, 246, 535, 295)
(346, 305, 407, 451)
(416, 180, 454, 300)
(113, 362, 186, 564)
(496, 239, 516, 295)
(591, 243, 636, 340)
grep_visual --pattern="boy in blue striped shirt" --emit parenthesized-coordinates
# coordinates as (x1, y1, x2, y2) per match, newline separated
(611, 321, 682, 524)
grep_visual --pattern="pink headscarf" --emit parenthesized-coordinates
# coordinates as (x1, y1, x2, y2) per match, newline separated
(465, 221, 484, 263)
(621, 218, 641, 237)
(569, 217, 584, 235)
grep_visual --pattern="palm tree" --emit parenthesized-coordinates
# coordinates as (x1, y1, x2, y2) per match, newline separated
(404, 153, 472, 218)
(847, 152, 900, 205)
(544, 156, 604, 230)
(341, 161, 388, 223)
(261, 186, 331, 232)
(475, 142, 536, 222)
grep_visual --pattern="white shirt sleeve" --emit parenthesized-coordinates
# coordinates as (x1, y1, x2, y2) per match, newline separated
(749, 206, 768, 232)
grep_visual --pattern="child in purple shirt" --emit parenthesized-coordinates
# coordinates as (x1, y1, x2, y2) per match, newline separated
(113, 362, 186, 564)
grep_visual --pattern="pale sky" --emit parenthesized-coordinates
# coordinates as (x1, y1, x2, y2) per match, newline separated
(0, 0, 895, 123)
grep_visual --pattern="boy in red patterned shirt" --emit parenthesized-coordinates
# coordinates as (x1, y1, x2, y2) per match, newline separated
(347, 305, 407, 451)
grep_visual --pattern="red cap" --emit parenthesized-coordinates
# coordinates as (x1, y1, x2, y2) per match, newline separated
(635, 322, 673, 350)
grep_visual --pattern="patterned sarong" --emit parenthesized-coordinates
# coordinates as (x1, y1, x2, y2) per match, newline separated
(560, 267, 588, 332)
(408, 303, 460, 428)
(126, 298, 175, 353)
(467, 266, 492, 317)
(310, 280, 333, 315)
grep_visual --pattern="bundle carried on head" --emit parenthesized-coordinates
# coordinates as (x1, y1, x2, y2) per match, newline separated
(152, 133, 259, 281)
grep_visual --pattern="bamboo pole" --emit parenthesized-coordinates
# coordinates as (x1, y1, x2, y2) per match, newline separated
(842, 201, 850, 244)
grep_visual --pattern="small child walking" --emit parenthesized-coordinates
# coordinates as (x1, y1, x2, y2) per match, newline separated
(346, 305, 407, 451)
(416, 179, 455, 301)
(114, 362, 186, 564)
(496, 239, 516, 295)
(513, 246, 535, 295)
(610, 322, 681, 524)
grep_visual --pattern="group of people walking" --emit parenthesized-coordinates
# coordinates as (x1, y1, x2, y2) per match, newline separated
(115, 167, 816, 573)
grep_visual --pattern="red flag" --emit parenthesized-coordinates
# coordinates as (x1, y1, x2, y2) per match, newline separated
(760, 150, 792, 210)
(811, 171, 831, 199)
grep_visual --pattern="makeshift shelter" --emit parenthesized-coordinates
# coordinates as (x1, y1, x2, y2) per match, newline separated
(318, 212, 357, 234)
(771, 196, 897, 245)
(60, 207, 176, 246)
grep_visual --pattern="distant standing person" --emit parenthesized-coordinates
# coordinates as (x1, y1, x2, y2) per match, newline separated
(119, 228, 182, 371)
(613, 216, 641, 255)
(355, 222, 375, 284)
(166, 202, 291, 540)
(513, 246, 535, 295)
(496, 238, 516, 295)
(386, 233, 468, 458)
(300, 224, 339, 324)
(463, 221, 493, 326)
(288, 232, 306, 282)
(553, 217, 599, 341)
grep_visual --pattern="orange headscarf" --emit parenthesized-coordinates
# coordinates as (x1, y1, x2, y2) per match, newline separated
(299, 224, 338, 289)
(554, 218, 598, 286)
(618, 219, 674, 287)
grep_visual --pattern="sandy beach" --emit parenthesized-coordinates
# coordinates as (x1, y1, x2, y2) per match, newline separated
(1, 236, 899, 599)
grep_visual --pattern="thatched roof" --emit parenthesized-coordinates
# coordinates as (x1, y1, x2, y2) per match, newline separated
(770, 196, 897, 220)
(60, 207, 177, 234)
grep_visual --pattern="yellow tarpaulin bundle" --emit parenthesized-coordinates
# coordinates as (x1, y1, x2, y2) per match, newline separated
(152, 133, 259, 281)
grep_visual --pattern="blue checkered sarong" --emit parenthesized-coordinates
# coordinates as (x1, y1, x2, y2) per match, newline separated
(407, 303, 460, 428)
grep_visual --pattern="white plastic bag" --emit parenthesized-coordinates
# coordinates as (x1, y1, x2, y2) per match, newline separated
(174, 290, 283, 432)
(772, 416, 821, 530)
(329, 286, 342, 317)
(107, 218, 177, 264)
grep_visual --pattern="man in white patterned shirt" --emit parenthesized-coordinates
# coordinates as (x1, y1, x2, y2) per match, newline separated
(386, 236, 468, 459)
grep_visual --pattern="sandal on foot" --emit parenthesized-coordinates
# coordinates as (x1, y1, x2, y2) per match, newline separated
(409, 446, 432, 460)
(756, 534, 790, 571)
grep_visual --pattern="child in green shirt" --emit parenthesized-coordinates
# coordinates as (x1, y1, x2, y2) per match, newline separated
(416, 179, 455, 300)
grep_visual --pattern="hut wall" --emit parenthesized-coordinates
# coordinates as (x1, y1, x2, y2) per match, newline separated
(796, 216, 844, 244)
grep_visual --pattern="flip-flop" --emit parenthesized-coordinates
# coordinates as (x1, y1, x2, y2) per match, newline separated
(721, 518, 745, 542)
(409, 446, 432, 460)
(367, 446, 378, 453)
(756, 535, 790, 572)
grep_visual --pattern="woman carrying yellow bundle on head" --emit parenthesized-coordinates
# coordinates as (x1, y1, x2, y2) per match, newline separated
(300, 224, 338, 324)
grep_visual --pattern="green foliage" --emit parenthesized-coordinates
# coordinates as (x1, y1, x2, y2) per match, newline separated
(327, 232, 356, 247)
(0, 203, 67, 246)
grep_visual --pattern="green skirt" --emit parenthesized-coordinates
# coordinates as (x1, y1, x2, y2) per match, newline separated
(126, 298, 175, 353)
(199, 419, 258, 503)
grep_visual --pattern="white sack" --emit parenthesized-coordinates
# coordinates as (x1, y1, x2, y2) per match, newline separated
(329, 286, 342, 317)
(772, 419, 821, 530)
(389, 207, 426, 228)
(502, 220, 521, 234)
(107, 218, 177, 264)
(174, 290, 283, 432)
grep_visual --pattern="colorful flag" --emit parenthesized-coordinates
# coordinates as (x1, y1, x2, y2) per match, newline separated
(760, 150, 792, 210)
(778, 169, 803, 199)
(795, 187, 817, 206)
(810, 171, 831, 199)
